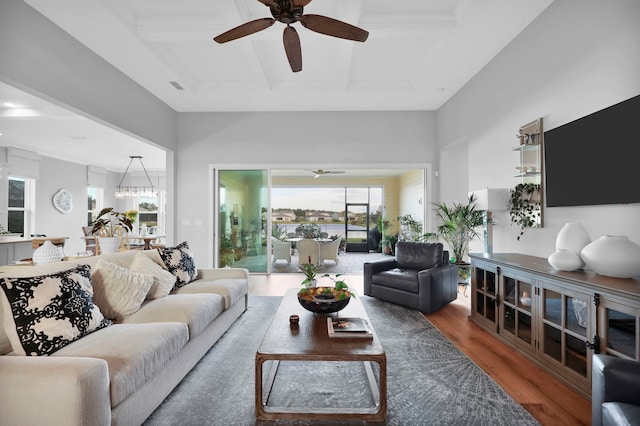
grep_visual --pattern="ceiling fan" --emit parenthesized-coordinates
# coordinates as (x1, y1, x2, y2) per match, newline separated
(312, 169, 345, 178)
(213, 0, 369, 72)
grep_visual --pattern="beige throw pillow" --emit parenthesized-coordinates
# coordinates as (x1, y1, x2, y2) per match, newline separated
(90, 260, 153, 320)
(129, 252, 176, 299)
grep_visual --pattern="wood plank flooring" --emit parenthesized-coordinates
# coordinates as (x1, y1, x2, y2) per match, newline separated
(249, 273, 591, 425)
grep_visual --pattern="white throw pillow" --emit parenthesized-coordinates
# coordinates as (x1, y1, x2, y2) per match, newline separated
(91, 260, 153, 320)
(0, 265, 111, 356)
(129, 252, 176, 299)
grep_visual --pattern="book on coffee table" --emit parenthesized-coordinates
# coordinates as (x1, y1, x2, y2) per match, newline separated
(327, 317, 373, 339)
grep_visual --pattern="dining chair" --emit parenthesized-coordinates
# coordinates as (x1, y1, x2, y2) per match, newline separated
(297, 238, 320, 266)
(319, 236, 342, 266)
(81, 226, 97, 255)
(271, 236, 292, 265)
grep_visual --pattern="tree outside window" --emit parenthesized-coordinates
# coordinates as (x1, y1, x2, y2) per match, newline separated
(8, 177, 25, 234)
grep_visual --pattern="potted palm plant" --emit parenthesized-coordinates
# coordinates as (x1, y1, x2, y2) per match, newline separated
(425, 194, 488, 285)
(91, 207, 133, 254)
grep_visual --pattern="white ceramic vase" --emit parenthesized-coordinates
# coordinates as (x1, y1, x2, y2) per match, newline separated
(581, 235, 640, 279)
(98, 236, 121, 254)
(548, 249, 584, 272)
(33, 240, 63, 265)
(555, 222, 590, 268)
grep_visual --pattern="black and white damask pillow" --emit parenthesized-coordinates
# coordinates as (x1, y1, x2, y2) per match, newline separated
(157, 241, 198, 289)
(0, 264, 111, 356)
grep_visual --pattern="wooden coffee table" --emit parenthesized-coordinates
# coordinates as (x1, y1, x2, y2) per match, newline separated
(255, 288, 387, 422)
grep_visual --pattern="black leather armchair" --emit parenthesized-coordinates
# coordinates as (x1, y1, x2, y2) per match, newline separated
(363, 242, 458, 314)
(592, 354, 640, 426)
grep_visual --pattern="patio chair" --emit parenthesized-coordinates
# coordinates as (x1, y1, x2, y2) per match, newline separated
(272, 236, 292, 265)
(319, 236, 342, 266)
(297, 238, 320, 266)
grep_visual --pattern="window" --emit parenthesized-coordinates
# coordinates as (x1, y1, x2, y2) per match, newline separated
(137, 196, 158, 229)
(8, 176, 34, 235)
(87, 187, 103, 225)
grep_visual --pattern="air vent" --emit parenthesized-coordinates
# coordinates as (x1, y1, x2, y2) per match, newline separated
(169, 81, 184, 90)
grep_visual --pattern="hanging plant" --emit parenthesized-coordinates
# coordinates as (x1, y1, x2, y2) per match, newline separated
(508, 183, 541, 240)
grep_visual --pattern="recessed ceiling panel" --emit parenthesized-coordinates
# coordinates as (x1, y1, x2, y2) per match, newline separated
(24, 0, 554, 111)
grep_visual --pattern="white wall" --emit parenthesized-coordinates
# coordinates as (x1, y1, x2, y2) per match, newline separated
(437, 0, 640, 258)
(0, 0, 177, 153)
(35, 157, 92, 256)
(177, 111, 437, 265)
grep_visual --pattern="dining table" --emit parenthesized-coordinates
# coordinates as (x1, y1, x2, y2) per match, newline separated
(128, 234, 165, 250)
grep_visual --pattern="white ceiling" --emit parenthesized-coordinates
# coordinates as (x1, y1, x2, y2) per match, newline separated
(0, 0, 553, 171)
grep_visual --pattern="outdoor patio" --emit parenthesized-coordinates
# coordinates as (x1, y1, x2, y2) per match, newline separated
(233, 250, 391, 274)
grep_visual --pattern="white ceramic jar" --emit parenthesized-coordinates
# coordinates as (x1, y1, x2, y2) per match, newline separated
(581, 235, 640, 279)
(548, 249, 584, 272)
(32, 240, 63, 265)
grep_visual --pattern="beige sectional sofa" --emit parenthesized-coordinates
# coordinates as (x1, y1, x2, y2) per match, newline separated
(0, 248, 249, 426)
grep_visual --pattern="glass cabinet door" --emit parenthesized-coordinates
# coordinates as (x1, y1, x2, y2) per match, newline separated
(539, 280, 592, 383)
(472, 263, 499, 330)
(500, 270, 534, 353)
(598, 299, 639, 361)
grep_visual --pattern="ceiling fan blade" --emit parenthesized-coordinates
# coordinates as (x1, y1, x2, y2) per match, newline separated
(293, 0, 313, 6)
(283, 26, 302, 72)
(214, 18, 276, 44)
(299, 14, 369, 42)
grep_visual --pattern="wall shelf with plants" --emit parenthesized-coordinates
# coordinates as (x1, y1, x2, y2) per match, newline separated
(509, 118, 544, 239)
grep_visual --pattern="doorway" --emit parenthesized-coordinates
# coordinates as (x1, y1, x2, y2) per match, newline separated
(345, 203, 370, 252)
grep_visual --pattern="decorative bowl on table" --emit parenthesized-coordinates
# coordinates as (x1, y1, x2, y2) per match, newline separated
(297, 287, 351, 314)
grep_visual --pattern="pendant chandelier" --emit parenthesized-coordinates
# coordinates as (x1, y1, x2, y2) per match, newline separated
(115, 155, 157, 199)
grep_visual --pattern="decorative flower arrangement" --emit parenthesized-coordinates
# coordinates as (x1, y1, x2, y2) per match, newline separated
(298, 273, 353, 301)
(295, 223, 322, 239)
(124, 210, 138, 224)
(298, 256, 318, 286)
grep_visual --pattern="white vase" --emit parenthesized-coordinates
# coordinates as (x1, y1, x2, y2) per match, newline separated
(548, 249, 583, 272)
(581, 235, 640, 279)
(555, 222, 590, 268)
(33, 240, 63, 264)
(98, 236, 121, 254)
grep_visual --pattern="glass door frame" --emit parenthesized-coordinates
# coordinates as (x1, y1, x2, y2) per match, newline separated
(211, 163, 432, 273)
(213, 166, 271, 272)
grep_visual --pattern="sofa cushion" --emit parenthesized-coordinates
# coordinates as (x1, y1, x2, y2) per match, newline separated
(53, 322, 188, 407)
(0, 261, 81, 278)
(174, 277, 248, 310)
(371, 268, 420, 293)
(128, 252, 176, 300)
(120, 294, 225, 338)
(157, 242, 198, 289)
(395, 242, 443, 270)
(0, 265, 111, 356)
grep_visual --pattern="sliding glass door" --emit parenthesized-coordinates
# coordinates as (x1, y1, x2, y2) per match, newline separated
(216, 169, 268, 272)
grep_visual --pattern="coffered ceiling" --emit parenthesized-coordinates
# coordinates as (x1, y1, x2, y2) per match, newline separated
(0, 0, 553, 172)
(23, 0, 553, 112)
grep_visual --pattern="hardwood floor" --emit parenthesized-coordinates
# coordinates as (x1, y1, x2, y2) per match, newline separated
(249, 273, 592, 425)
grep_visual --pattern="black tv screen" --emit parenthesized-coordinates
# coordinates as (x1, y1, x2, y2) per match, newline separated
(544, 94, 640, 207)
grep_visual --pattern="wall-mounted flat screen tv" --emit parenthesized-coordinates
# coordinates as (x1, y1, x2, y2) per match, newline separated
(544, 94, 640, 207)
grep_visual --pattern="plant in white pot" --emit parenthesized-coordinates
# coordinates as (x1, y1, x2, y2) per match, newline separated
(424, 194, 488, 286)
(91, 207, 133, 254)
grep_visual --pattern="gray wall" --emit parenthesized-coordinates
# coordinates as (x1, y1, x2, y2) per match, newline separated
(0, 0, 177, 153)
(176, 111, 437, 264)
(437, 0, 640, 258)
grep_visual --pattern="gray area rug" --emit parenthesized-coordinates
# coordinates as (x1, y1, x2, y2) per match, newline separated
(144, 296, 539, 425)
